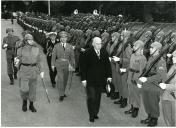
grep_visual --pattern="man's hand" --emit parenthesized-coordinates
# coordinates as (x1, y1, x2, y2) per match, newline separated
(40, 72, 44, 78)
(159, 83, 166, 89)
(69, 64, 75, 71)
(81, 48, 85, 52)
(82, 80, 87, 88)
(14, 57, 20, 67)
(137, 83, 142, 88)
(112, 56, 120, 62)
(120, 68, 126, 73)
(167, 54, 172, 58)
(3, 44, 8, 48)
(139, 77, 147, 83)
(107, 77, 112, 83)
(52, 66, 55, 71)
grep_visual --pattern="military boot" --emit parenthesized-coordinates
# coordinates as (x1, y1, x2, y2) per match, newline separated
(131, 107, 139, 118)
(110, 92, 119, 100)
(29, 101, 37, 112)
(124, 105, 134, 114)
(22, 100, 27, 112)
(147, 117, 158, 127)
(114, 96, 123, 104)
(120, 98, 127, 108)
(141, 115, 152, 124)
(8, 74, 14, 85)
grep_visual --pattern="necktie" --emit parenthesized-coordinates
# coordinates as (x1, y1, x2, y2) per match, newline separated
(62, 43, 65, 50)
(97, 50, 100, 59)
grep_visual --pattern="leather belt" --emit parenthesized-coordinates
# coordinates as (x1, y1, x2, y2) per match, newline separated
(129, 68, 140, 73)
(7, 47, 15, 50)
(21, 63, 37, 67)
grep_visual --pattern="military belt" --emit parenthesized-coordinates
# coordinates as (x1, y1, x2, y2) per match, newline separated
(21, 63, 37, 67)
(129, 68, 140, 73)
(59, 58, 68, 61)
(7, 47, 15, 50)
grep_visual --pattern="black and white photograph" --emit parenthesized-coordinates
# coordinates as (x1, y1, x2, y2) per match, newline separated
(1, 0, 176, 127)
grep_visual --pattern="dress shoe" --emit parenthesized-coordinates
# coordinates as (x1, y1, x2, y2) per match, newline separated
(10, 79, 14, 85)
(22, 100, 27, 112)
(131, 108, 139, 118)
(124, 105, 133, 114)
(114, 97, 123, 104)
(141, 115, 151, 124)
(52, 83, 56, 88)
(29, 102, 37, 112)
(94, 115, 99, 119)
(59, 96, 64, 102)
(147, 118, 158, 127)
(89, 117, 94, 122)
(120, 98, 127, 108)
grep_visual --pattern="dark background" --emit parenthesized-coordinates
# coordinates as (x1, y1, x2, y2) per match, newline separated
(1, 1, 176, 22)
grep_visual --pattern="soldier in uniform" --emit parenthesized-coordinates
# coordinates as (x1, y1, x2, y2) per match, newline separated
(125, 40, 147, 118)
(51, 31, 75, 102)
(137, 41, 167, 126)
(44, 32, 59, 88)
(159, 50, 176, 126)
(2, 28, 20, 85)
(15, 34, 44, 112)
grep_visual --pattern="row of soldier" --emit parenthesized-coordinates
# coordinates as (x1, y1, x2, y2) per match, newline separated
(2, 14, 176, 126)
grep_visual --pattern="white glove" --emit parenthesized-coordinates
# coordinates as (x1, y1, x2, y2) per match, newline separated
(81, 48, 85, 52)
(167, 54, 172, 58)
(109, 57, 112, 62)
(14, 57, 20, 66)
(52, 66, 55, 71)
(40, 72, 44, 78)
(72, 46, 76, 50)
(3, 44, 8, 48)
(120, 68, 127, 73)
(112, 56, 120, 62)
(139, 77, 147, 83)
(159, 83, 166, 89)
(137, 83, 142, 88)
(69, 64, 75, 71)
(39, 30, 42, 32)
(82, 80, 87, 87)
(107, 77, 112, 82)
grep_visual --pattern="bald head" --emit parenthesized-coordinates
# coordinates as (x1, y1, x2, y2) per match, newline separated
(92, 37, 102, 50)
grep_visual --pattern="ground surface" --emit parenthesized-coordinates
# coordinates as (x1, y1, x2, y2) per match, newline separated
(1, 19, 166, 127)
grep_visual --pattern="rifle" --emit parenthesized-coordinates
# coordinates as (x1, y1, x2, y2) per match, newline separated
(41, 78, 51, 103)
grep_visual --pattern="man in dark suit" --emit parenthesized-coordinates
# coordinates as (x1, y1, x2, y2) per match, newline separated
(81, 37, 112, 122)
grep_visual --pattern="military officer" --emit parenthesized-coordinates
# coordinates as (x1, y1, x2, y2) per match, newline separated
(51, 31, 75, 102)
(159, 50, 176, 126)
(125, 40, 147, 118)
(137, 41, 167, 126)
(2, 28, 20, 85)
(15, 34, 44, 112)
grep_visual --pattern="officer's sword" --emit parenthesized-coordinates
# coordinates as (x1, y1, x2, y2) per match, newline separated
(41, 78, 51, 103)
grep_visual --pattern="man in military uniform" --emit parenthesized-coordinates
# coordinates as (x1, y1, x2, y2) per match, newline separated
(2, 28, 20, 85)
(15, 34, 44, 112)
(159, 50, 176, 126)
(51, 31, 75, 102)
(125, 40, 147, 118)
(137, 41, 167, 126)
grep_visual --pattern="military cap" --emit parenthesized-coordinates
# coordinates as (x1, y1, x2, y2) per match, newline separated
(92, 30, 100, 37)
(47, 32, 57, 37)
(59, 31, 69, 37)
(25, 34, 33, 40)
(6, 28, 14, 33)
(172, 50, 176, 57)
(133, 40, 145, 48)
(121, 30, 131, 38)
(151, 41, 162, 50)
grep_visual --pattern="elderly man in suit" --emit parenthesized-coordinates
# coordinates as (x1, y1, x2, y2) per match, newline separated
(81, 37, 112, 122)
(51, 31, 75, 102)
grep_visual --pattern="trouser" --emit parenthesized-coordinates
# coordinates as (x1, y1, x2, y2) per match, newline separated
(6, 53, 17, 77)
(141, 86, 162, 118)
(162, 100, 176, 126)
(120, 73, 128, 98)
(128, 82, 141, 108)
(86, 86, 102, 118)
(56, 68, 69, 96)
(19, 78, 37, 102)
(111, 63, 119, 92)
(47, 56, 57, 84)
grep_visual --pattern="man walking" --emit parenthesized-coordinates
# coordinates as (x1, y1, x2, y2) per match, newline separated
(81, 37, 112, 122)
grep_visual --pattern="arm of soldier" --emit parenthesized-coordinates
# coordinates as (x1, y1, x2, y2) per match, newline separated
(147, 59, 167, 83)
(15, 47, 23, 67)
(2, 37, 8, 49)
(37, 49, 45, 73)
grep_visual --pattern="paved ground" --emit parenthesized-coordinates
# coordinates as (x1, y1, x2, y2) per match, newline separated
(1, 19, 166, 127)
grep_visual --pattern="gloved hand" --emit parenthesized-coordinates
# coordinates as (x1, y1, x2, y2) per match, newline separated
(82, 80, 87, 88)
(120, 68, 127, 73)
(159, 83, 166, 89)
(109, 57, 112, 62)
(69, 64, 75, 71)
(137, 83, 142, 88)
(167, 54, 172, 58)
(3, 44, 8, 48)
(107, 77, 112, 83)
(52, 66, 55, 71)
(40, 72, 44, 78)
(14, 57, 20, 67)
(112, 56, 120, 62)
(81, 48, 85, 52)
(139, 77, 147, 83)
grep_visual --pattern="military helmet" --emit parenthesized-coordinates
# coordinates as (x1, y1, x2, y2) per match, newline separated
(133, 40, 145, 49)
(150, 41, 162, 50)
(25, 34, 33, 40)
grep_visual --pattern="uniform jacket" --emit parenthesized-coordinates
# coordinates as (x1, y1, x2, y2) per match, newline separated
(162, 64, 176, 101)
(44, 39, 59, 57)
(51, 43, 75, 69)
(17, 42, 44, 79)
(81, 47, 112, 87)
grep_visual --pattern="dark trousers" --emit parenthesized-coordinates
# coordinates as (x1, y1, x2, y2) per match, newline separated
(47, 56, 57, 84)
(6, 53, 17, 77)
(86, 85, 102, 118)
